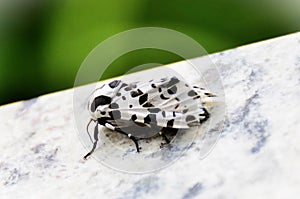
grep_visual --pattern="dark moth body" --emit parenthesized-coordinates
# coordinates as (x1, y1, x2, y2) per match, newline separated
(84, 76, 212, 159)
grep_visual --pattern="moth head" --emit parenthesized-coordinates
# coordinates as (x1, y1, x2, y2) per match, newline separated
(88, 80, 122, 119)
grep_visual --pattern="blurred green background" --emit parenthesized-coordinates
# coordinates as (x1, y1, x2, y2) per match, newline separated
(1, 0, 300, 105)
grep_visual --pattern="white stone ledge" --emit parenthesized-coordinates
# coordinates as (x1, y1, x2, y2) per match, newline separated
(1, 32, 300, 198)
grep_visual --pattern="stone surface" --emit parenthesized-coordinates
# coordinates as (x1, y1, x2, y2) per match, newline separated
(1, 32, 300, 198)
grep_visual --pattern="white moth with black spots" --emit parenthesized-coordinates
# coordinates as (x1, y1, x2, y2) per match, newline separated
(83, 76, 215, 159)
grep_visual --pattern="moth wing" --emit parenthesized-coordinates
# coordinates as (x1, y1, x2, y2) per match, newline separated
(106, 76, 206, 129)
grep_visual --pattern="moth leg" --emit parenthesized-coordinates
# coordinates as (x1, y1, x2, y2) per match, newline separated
(84, 118, 114, 160)
(114, 127, 140, 153)
(97, 118, 141, 153)
(127, 133, 140, 153)
(159, 130, 170, 144)
(83, 122, 100, 160)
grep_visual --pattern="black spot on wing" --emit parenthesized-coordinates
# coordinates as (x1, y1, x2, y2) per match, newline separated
(162, 111, 166, 117)
(109, 103, 119, 109)
(158, 87, 162, 92)
(183, 108, 189, 114)
(151, 83, 156, 88)
(124, 87, 132, 91)
(132, 84, 137, 88)
(131, 114, 137, 121)
(91, 95, 112, 112)
(188, 90, 198, 97)
(120, 83, 128, 89)
(139, 93, 148, 105)
(167, 85, 177, 95)
(160, 94, 169, 100)
(109, 80, 121, 88)
(122, 96, 126, 100)
(130, 89, 143, 98)
(164, 77, 180, 87)
(186, 115, 197, 127)
(167, 119, 175, 127)
(116, 93, 121, 96)
(148, 108, 161, 113)
(109, 110, 121, 120)
(144, 114, 157, 124)
(193, 95, 201, 100)
(186, 115, 196, 123)
(129, 105, 133, 108)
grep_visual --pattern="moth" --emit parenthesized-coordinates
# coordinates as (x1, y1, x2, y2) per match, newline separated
(83, 76, 215, 159)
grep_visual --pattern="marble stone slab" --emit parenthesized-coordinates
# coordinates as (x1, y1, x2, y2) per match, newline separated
(1, 32, 300, 199)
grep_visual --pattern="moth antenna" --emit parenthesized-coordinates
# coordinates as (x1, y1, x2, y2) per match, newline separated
(84, 120, 100, 160)
(86, 118, 96, 143)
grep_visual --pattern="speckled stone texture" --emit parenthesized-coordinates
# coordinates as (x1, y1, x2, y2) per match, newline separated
(1, 32, 300, 199)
